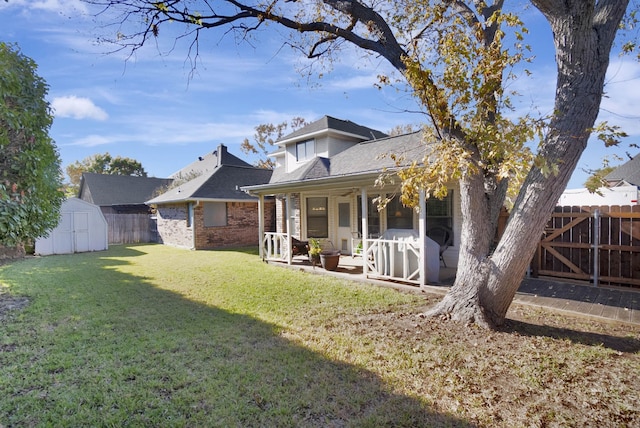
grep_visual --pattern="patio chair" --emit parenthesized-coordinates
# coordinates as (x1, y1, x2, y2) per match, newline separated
(427, 226, 453, 267)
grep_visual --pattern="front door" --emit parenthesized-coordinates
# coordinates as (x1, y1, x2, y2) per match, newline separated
(336, 197, 352, 254)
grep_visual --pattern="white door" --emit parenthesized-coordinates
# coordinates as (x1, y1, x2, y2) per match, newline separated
(74, 212, 90, 253)
(336, 198, 352, 254)
(54, 212, 74, 254)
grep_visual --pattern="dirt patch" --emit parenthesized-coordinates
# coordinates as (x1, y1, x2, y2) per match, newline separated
(0, 292, 30, 320)
(315, 294, 640, 426)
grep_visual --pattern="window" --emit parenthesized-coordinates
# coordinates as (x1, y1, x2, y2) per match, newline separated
(186, 203, 194, 228)
(306, 197, 328, 238)
(296, 139, 315, 162)
(426, 191, 453, 238)
(204, 202, 227, 227)
(338, 203, 350, 228)
(386, 198, 413, 229)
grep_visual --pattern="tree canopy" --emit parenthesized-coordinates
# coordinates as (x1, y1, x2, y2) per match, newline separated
(0, 42, 64, 247)
(85, 0, 634, 327)
(66, 152, 147, 195)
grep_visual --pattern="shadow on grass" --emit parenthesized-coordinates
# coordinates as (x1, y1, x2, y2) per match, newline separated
(0, 247, 471, 427)
(500, 319, 640, 353)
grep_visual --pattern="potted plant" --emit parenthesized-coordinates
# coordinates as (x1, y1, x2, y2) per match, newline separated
(320, 248, 341, 271)
(308, 238, 321, 266)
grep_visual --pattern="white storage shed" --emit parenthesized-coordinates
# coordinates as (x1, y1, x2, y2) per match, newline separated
(35, 198, 108, 255)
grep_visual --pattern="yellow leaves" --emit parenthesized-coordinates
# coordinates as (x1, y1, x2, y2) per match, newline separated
(590, 121, 629, 147)
(154, 2, 168, 13)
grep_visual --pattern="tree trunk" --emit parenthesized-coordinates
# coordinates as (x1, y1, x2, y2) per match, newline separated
(426, 0, 628, 328)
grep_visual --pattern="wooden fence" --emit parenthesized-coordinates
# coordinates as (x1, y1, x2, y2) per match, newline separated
(531, 205, 640, 288)
(104, 213, 157, 244)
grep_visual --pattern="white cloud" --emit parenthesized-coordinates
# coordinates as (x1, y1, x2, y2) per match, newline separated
(52, 96, 109, 121)
(0, 0, 88, 14)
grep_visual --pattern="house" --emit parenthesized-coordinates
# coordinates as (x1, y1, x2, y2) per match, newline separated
(558, 153, 639, 206)
(147, 144, 275, 250)
(243, 116, 462, 286)
(78, 173, 172, 215)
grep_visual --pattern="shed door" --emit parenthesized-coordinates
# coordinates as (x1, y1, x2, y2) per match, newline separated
(54, 212, 74, 254)
(74, 212, 90, 253)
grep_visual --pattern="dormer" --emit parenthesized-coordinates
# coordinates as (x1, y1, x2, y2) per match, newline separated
(272, 116, 387, 174)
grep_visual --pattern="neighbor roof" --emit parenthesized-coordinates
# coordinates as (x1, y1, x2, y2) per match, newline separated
(605, 153, 640, 186)
(276, 115, 388, 145)
(79, 173, 173, 207)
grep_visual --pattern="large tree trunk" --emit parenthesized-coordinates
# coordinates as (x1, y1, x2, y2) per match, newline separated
(427, 0, 629, 328)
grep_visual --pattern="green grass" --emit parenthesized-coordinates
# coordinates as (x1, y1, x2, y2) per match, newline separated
(1, 244, 639, 427)
(0, 245, 454, 427)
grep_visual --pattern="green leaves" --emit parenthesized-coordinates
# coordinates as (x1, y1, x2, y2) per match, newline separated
(0, 42, 64, 246)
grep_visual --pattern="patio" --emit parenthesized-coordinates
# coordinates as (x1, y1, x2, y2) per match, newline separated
(267, 252, 458, 290)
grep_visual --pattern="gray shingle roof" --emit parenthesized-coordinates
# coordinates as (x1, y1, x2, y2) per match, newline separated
(277, 115, 387, 143)
(79, 173, 173, 206)
(170, 144, 251, 178)
(269, 131, 427, 184)
(147, 165, 272, 204)
(605, 153, 640, 186)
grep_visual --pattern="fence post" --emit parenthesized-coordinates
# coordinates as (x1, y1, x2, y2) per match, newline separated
(593, 209, 599, 287)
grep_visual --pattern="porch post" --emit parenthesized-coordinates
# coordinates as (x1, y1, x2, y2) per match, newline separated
(258, 194, 265, 261)
(286, 193, 293, 265)
(419, 189, 426, 287)
(361, 188, 369, 276)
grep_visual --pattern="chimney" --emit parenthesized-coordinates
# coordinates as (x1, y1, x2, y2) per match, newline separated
(217, 144, 227, 167)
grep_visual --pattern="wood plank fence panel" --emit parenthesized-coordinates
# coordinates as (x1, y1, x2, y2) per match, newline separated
(104, 213, 157, 244)
(534, 205, 640, 289)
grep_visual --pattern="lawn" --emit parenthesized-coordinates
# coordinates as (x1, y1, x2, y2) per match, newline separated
(0, 244, 638, 427)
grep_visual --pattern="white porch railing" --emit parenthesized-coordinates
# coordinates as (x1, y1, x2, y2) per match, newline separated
(263, 232, 289, 261)
(364, 238, 421, 284)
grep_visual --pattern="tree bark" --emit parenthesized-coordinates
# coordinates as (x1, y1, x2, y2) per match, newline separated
(426, 0, 629, 328)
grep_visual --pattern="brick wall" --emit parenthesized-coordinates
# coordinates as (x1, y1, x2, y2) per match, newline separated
(156, 200, 275, 250)
(194, 200, 275, 250)
(156, 204, 194, 249)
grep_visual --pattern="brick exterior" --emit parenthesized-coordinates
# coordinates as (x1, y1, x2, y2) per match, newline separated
(155, 204, 194, 249)
(156, 200, 275, 250)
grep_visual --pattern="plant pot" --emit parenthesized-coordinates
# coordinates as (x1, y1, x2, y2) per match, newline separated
(320, 250, 340, 271)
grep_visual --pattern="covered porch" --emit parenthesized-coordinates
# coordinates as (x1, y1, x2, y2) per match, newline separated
(249, 176, 457, 287)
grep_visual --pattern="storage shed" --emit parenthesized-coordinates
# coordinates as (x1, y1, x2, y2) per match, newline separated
(35, 198, 108, 255)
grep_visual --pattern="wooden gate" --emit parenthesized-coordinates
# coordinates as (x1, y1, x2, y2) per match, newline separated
(532, 205, 640, 288)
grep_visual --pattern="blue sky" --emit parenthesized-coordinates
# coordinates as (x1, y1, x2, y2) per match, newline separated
(1, 0, 638, 189)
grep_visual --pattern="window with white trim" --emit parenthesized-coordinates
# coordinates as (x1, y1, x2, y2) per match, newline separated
(296, 139, 315, 162)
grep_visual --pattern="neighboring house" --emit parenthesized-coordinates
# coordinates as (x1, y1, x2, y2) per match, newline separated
(147, 144, 275, 250)
(244, 116, 462, 286)
(604, 152, 640, 188)
(558, 153, 640, 206)
(78, 173, 173, 215)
